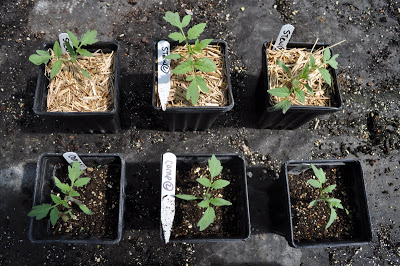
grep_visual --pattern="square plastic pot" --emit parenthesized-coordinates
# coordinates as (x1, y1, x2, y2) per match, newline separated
(152, 40, 234, 131)
(281, 159, 372, 248)
(256, 42, 343, 130)
(33, 42, 121, 133)
(160, 153, 251, 243)
(29, 153, 126, 244)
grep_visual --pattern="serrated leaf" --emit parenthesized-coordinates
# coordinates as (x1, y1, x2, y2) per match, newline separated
(197, 207, 215, 231)
(194, 75, 209, 93)
(327, 197, 342, 207)
(327, 54, 339, 69)
(69, 190, 80, 197)
(164, 53, 182, 60)
(181, 15, 191, 28)
(74, 177, 91, 187)
(208, 154, 223, 179)
(276, 60, 291, 76)
(267, 99, 291, 114)
(323, 48, 331, 62)
(198, 200, 210, 208)
(163, 11, 181, 28)
(61, 200, 69, 208)
(307, 179, 321, 188)
(196, 177, 212, 187)
(81, 68, 91, 79)
(267, 86, 290, 98)
(54, 176, 70, 193)
(295, 89, 305, 103)
(318, 68, 332, 86)
(186, 75, 194, 81)
(51, 194, 62, 205)
(53, 41, 62, 58)
(326, 207, 337, 229)
(78, 204, 93, 215)
(210, 198, 232, 206)
(50, 60, 62, 79)
(309, 199, 318, 207)
(323, 184, 336, 193)
(311, 164, 326, 184)
(301, 62, 310, 77)
(36, 50, 50, 56)
(168, 32, 185, 42)
(65, 41, 75, 57)
(194, 38, 213, 51)
(187, 23, 206, 40)
(66, 30, 79, 48)
(28, 204, 52, 220)
(187, 79, 200, 105)
(29, 53, 51, 65)
(175, 194, 198, 200)
(80, 30, 98, 46)
(173, 60, 193, 75)
(77, 48, 93, 57)
(50, 208, 59, 226)
(212, 179, 230, 189)
(68, 161, 82, 184)
(194, 58, 216, 72)
(304, 83, 314, 96)
(310, 54, 316, 68)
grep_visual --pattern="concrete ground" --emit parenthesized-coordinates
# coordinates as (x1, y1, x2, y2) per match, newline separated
(0, 0, 399, 265)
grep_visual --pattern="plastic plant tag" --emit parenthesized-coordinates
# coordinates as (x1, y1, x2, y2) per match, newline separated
(273, 24, 295, 50)
(161, 152, 177, 243)
(63, 152, 87, 170)
(157, 40, 171, 111)
(59, 33, 73, 55)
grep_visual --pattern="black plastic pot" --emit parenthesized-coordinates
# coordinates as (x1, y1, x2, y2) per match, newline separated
(160, 153, 251, 243)
(281, 159, 372, 248)
(29, 153, 126, 244)
(152, 40, 234, 131)
(256, 42, 343, 130)
(33, 42, 121, 133)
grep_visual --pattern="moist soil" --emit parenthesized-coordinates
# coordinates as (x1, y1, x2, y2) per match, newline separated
(51, 163, 120, 239)
(289, 167, 356, 242)
(171, 164, 241, 239)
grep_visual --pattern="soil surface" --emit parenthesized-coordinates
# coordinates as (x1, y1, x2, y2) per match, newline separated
(1, 0, 399, 265)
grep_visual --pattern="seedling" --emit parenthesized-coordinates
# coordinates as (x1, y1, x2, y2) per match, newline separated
(175, 155, 232, 231)
(28, 161, 93, 226)
(307, 164, 349, 229)
(268, 47, 339, 114)
(29, 30, 98, 79)
(163, 11, 217, 105)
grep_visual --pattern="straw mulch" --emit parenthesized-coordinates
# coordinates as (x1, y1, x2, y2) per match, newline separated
(155, 44, 229, 107)
(267, 43, 333, 107)
(45, 49, 115, 112)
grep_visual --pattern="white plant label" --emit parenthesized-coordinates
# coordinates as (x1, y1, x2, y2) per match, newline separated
(59, 33, 73, 55)
(273, 24, 295, 50)
(157, 40, 171, 111)
(161, 152, 177, 244)
(63, 152, 87, 170)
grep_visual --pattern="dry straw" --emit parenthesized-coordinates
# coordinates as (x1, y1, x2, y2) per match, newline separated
(46, 49, 115, 112)
(156, 44, 228, 107)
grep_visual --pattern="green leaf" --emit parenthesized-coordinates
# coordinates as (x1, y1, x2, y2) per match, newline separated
(51, 194, 62, 205)
(318, 68, 331, 86)
(197, 206, 215, 231)
(61, 215, 69, 222)
(195, 75, 209, 93)
(181, 15, 191, 28)
(77, 48, 93, 57)
(66, 30, 79, 48)
(28, 204, 53, 220)
(80, 30, 98, 46)
(69, 190, 80, 197)
(50, 208, 59, 226)
(74, 177, 91, 187)
(196, 177, 212, 187)
(186, 75, 194, 81)
(78, 204, 93, 215)
(304, 83, 314, 96)
(268, 86, 290, 98)
(307, 179, 321, 188)
(208, 154, 223, 179)
(326, 54, 339, 69)
(198, 200, 210, 208)
(323, 48, 331, 62)
(310, 54, 316, 68)
(326, 198, 342, 207)
(65, 41, 76, 58)
(194, 58, 217, 72)
(345, 209, 350, 215)
(163, 11, 181, 28)
(36, 50, 50, 57)
(311, 164, 326, 184)
(326, 207, 337, 229)
(175, 194, 198, 200)
(309, 199, 318, 207)
(194, 38, 213, 51)
(50, 60, 62, 79)
(168, 32, 185, 43)
(53, 41, 62, 58)
(210, 198, 232, 206)
(323, 184, 336, 193)
(186, 79, 200, 105)
(301, 62, 310, 77)
(187, 23, 206, 40)
(81, 68, 91, 79)
(276, 60, 290, 76)
(29, 52, 51, 65)
(211, 179, 230, 189)
(68, 161, 83, 184)
(61, 200, 69, 208)
(54, 176, 70, 193)
(164, 53, 183, 60)
(172, 60, 193, 75)
(267, 99, 291, 114)
(295, 89, 305, 103)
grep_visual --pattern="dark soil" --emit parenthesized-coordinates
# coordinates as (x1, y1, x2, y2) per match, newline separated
(172, 163, 241, 239)
(289, 166, 355, 242)
(52, 163, 121, 239)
